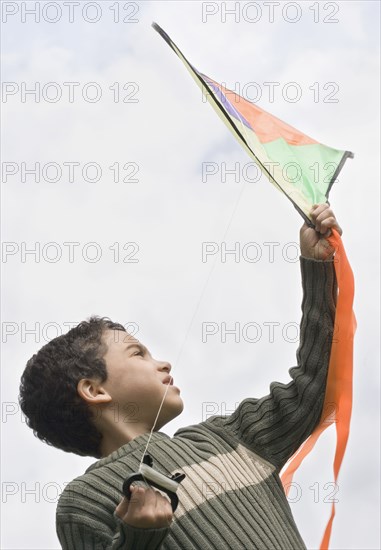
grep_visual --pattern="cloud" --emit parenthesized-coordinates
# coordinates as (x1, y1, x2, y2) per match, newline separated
(2, 1, 379, 548)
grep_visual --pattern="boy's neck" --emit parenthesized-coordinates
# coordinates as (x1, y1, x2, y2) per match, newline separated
(99, 424, 153, 458)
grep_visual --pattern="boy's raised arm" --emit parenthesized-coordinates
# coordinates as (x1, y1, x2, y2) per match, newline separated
(214, 204, 340, 472)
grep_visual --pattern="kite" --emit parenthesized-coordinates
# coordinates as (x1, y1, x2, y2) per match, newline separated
(151, 22, 356, 550)
(151, 22, 353, 228)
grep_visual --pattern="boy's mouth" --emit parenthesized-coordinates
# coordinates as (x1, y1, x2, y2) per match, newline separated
(162, 375, 174, 386)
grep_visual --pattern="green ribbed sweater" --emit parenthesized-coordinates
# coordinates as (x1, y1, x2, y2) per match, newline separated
(56, 257, 337, 550)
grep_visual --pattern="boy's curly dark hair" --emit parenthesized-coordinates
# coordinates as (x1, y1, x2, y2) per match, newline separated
(19, 316, 126, 458)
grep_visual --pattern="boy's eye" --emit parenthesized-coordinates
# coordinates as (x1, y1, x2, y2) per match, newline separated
(134, 351, 143, 356)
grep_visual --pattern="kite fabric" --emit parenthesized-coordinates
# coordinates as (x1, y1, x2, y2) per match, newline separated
(152, 22, 357, 550)
(151, 22, 353, 228)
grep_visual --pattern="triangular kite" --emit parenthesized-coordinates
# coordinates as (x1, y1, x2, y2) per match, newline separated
(152, 22, 353, 227)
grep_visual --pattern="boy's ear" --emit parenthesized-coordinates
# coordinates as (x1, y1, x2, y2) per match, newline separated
(77, 379, 112, 405)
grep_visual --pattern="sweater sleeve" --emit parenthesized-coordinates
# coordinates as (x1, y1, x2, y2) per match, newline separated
(56, 514, 169, 550)
(217, 256, 337, 472)
(56, 489, 170, 550)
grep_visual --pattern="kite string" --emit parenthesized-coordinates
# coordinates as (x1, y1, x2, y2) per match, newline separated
(138, 114, 251, 472)
(138, 381, 172, 474)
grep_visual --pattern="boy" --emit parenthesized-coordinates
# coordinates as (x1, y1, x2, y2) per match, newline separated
(19, 203, 341, 549)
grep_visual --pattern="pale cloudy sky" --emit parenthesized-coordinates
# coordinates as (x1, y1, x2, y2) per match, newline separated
(1, 1, 380, 549)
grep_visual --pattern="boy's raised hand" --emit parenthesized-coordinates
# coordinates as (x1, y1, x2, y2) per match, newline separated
(115, 485, 173, 529)
(300, 203, 343, 261)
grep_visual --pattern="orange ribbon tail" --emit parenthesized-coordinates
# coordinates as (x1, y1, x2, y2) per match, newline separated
(280, 229, 356, 550)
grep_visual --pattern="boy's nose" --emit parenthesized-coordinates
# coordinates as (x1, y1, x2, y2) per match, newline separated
(157, 361, 171, 372)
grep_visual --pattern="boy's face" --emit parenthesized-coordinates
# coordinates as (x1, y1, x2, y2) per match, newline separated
(99, 329, 184, 431)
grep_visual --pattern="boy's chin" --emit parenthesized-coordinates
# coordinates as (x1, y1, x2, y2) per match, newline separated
(168, 399, 185, 419)
(158, 400, 184, 427)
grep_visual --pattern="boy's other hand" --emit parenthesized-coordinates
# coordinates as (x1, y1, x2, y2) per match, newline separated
(115, 485, 173, 529)
(300, 203, 342, 261)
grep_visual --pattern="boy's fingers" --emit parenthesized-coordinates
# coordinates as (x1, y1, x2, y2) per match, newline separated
(119, 485, 147, 513)
(310, 204, 329, 232)
(115, 484, 174, 529)
(126, 485, 170, 508)
(320, 217, 342, 235)
(129, 485, 148, 509)
(312, 206, 332, 224)
(316, 215, 342, 236)
(310, 204, 342, 236)
(115, 496, 130, 519)
(311, 203, 329, 218)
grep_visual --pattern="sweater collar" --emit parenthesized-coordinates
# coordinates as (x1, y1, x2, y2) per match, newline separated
(85, 431, 171, 472)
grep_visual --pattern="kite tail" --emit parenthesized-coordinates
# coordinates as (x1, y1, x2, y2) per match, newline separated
(280, 228, 356, 550)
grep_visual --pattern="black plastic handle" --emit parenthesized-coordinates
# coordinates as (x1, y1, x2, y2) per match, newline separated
(122, 473, 179, 512)
(122, 454, 186, 513)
